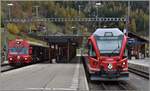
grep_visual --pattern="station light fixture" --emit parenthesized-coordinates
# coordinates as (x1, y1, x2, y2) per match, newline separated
(96, 2, 102, 6)
(7, 3, 13, 6)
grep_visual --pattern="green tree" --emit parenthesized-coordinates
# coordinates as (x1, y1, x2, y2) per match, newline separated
(118, 21, 125, 30)
(130, 18, 136, 32)
(7, 23, 20, 34)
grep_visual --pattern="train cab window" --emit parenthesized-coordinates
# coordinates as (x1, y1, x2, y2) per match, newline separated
(88, 42, 96, 58)
(9, 48, 28, 54)
(95, 36, 123, 56)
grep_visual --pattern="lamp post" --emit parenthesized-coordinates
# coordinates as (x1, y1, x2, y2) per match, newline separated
(72, 26, 76, 34)
(3, 3, 13, 65)
(33, 5, 40, 18)
(126, 1, 130, 36)
(7, 3, 13, 18)
(78, 5, 81, 17)
(32, 5, 40, 35)
(95, 2, 101, 18)
(95, 2, 101, 28)
(77, 5, 81, 35)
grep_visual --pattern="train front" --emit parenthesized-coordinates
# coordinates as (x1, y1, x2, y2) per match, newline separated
(88, 28, 129, 80)
(8, 39, 32, 66)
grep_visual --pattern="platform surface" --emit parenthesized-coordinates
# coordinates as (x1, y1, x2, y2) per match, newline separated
(0, 62, 89, 91)
(128, 58, 150, 74)
(128, 58, 150, 67)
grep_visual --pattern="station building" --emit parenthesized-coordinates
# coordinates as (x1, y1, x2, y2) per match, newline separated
(127, 32, 149, 59)
(42, 35, 82, 63)
(39, 31, 149, 62)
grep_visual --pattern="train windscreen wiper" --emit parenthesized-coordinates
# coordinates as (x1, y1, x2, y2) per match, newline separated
(111, 42, 120, 54)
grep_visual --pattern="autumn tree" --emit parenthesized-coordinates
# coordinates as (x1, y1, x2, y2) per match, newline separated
(7, 23, 20, 34)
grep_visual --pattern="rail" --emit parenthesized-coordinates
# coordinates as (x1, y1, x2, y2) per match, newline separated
(129, 67, 149, 79)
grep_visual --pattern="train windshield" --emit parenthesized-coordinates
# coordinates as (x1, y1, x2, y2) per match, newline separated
(9, 48, 28, 54)
(95, 35, 123, 56)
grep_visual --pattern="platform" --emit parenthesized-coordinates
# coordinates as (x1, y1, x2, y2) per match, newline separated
(0, 58, 89, 91)
(128, 58, 150, 74)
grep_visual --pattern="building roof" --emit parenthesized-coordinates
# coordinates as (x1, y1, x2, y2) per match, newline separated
(128, 31, 149, 43)
(40, 35, 83, 47)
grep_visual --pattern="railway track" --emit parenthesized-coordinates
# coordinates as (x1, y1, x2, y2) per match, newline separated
(1, 63, 9, 67)
(89, 80, 136, 91)
(1, 63, 36, 72)
(1, 65, 18, 72)
(129, 67, 149, 79)
(0, 61, 53, 73)
(86, 68, 146, 91)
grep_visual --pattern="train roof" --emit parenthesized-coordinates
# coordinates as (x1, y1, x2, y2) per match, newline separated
(9, 39, 49, 48)
(93, 28, 124, 36)
(28, 41, 49, 48)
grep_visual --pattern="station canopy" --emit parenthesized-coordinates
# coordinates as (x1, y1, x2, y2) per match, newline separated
(40, 35, 83, 47)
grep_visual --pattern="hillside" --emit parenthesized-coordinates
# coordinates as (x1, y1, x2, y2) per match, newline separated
(1, 1, 149, 37)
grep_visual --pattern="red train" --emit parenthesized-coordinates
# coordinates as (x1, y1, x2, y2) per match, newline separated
(86, 28, 129, 80)
(8, 39, 49, 66)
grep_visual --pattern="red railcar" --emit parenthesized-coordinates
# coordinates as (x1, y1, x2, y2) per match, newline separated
(8, 39, 49, 66)
(86, 28, 128, 80)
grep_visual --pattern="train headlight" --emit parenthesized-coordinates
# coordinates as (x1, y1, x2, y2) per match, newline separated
(9, 58, 12, 60)
(16, 41, 21, 44)
(17, 56, 20, 59)
(108, 64, 113, 69)
(25, 58, 27, 60)
(123, 62, 126, 65)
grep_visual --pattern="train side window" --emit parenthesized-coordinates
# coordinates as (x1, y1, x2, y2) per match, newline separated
(88, 42, 96, 57)
(124, 48, 128, 58)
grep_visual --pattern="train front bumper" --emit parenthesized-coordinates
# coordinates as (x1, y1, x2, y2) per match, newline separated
(90, 71, 129, 81)
(8, 56, 32, 65)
